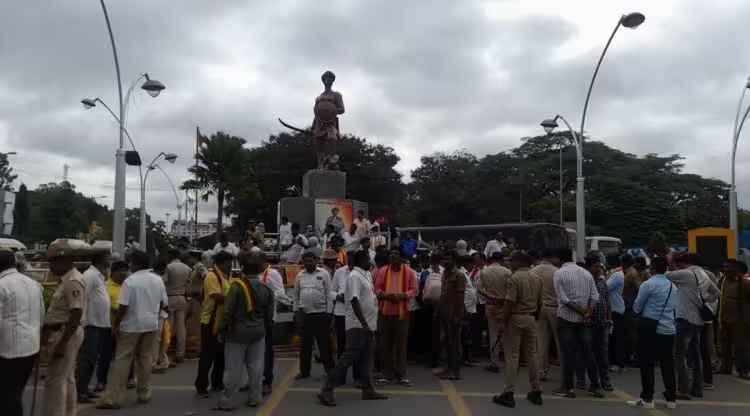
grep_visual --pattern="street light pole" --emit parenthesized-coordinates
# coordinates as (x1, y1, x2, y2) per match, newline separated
(729, 76, 750, 256)
(99, 0, 126, 256)
(139, 152, 178, 248)
(541, 12, 644, 261)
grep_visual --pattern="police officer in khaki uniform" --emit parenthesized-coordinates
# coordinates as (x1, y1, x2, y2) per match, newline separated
(493, 251, 543, 408)
(42, 240, 87, 416)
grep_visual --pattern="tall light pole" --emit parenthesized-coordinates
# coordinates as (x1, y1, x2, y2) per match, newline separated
(729, 76, 750, 256)
(541, 12, 645, 260)
(140, 152, 178, 248)
(94, 0, 165, 255)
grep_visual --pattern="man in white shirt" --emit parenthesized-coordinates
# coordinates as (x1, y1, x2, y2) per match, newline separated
(342, 223, 360, 252)
(319, 251, 388, 406)
(213, 233, 240, 258)
(259, 255, 292, 395)
(98, 250, 168, 409)
(331, 254, 355, 362)
(0, 250, 44, 416)
(278, 216, 292, 247)
(281, 223, 308, 264)
(293, 252, 334, 378)
(484, 233, 507, 258)
(76, 251, 112, 403)
(353, 210, 371, 241)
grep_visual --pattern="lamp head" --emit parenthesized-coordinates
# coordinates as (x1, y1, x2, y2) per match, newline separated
(540, 118, 559, 135)
(141, 78, 166, 98)
(621, 12, 645, 29)
(81, 98, 97, 109)
(745, 76, 750, 89)
(163, 153, 178, 163)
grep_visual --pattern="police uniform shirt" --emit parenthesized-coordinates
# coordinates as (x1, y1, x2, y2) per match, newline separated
(505, 268, 542, 315)
(293, 267, 332, 314)
(45, 268, 86, 325)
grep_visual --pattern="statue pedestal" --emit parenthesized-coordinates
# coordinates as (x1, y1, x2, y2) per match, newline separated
(303, 169, 346, 199)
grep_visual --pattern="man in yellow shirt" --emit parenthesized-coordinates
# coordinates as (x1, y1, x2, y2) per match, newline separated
(194, 251, 233, 397)
(95, 261, 130, 393)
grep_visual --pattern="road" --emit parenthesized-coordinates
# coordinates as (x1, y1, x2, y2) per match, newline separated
(25, 356, 750, 416)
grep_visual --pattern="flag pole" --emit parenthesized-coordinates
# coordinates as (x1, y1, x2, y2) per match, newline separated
(194, 126, 201, 244)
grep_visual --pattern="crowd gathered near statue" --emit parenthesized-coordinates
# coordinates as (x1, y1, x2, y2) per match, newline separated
(2, 217, 750, 416)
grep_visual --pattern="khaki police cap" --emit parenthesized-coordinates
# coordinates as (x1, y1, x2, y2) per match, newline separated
(322, 249, 338, 260)
(47, 239, 91, 259)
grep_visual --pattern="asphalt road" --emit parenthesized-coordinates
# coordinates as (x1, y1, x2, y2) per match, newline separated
(25, 356, 750, 416)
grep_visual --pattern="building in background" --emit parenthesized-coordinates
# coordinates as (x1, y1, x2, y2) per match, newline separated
(171, 220, 217, 240)
(0, 189, 15, 235)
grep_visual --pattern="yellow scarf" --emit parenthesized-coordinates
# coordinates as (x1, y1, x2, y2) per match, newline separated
(384, 266, 408, 320)
(230, 277, 255, 313)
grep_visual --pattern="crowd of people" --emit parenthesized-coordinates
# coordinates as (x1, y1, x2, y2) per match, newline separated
(1, 223, 749, 415)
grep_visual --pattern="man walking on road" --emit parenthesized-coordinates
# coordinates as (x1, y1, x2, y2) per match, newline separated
(42, 240, 86, 416)
(319, 251, 388, 406)
(76, 250, 112, 403)
(0, 250, 45, 416)
(259, 253, 291, 395)
(164, 249, 192, 364)
(97, 250, 168, 409)
(374, 249, 417, 386)
(493, 251, 543, 408)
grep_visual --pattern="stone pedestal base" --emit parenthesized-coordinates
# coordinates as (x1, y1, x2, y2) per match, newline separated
(303, 169, 346, 199)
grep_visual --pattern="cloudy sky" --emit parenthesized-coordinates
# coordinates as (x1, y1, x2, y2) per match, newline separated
(2, 0, 750, 226)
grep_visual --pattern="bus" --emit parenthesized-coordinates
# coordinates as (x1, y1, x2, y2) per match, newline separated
(396, 223, 570, 253)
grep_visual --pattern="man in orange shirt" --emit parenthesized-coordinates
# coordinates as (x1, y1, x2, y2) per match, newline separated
(374, 249, 417, 386)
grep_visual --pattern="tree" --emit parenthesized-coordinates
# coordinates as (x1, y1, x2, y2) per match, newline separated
(183, 131, 255, 233)
(407, 134, 731, 246)
(12, 183, 30, 239)
(0, 153, 17, 191)
(246, 132, 404, 229)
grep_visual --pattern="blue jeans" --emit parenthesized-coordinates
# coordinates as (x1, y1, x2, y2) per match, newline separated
(675, 319, 703, 395)
(558, 318, 600, 390)
(76, 326, 108, 396)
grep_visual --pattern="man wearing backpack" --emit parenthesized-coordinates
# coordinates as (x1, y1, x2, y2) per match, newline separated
(478, 251, 512, 373)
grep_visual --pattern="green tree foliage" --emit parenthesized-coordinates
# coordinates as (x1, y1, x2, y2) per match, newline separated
(12, 183, 30, 239)
(246, 132, 403, 229)
(0, 153, 18, 191)
(183, 131, 255, 233)
(25, 182, 109, 243)
(408, 135, 729, 246)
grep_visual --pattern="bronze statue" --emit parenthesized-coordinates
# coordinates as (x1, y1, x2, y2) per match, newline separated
(279, 70, 345, 170)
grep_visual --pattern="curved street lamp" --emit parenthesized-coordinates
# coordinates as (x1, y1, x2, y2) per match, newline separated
(140, 152, 179, 247)
(542, 12, 644, 260)
(93, 0, 166, 255)
(729, 76, 750, 255)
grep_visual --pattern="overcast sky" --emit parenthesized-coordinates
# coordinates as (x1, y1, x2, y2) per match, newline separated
(2, 0, 750, 226)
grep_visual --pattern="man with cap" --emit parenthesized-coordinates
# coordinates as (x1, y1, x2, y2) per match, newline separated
(477, 251, 512, 373)
(293, 251, 334, 379)
(42, 239, 87, 416)
(493, 251, 544, 408)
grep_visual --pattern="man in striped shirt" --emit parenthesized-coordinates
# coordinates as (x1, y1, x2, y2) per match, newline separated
(552, 248, 604, 399)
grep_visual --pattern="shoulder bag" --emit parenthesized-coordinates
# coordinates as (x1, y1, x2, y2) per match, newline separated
(637, 283, 673, 333)
(692, 271, 715, 322)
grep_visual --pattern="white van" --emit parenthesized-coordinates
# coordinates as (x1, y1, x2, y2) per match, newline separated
(586, 236, 623, 256)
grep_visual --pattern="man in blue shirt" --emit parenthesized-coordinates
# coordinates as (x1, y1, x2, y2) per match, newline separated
(399, 233, 418, 261)
(627, 257, 678, 410)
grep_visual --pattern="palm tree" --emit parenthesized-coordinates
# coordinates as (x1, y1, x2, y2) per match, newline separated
(183, 131, 253, 234)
